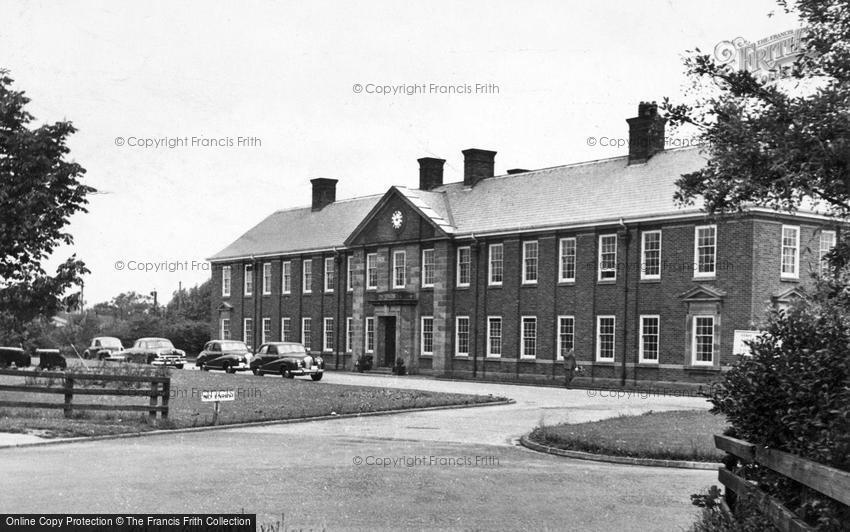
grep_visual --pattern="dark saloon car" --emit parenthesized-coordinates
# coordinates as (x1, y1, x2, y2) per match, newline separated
(250, 342, 324, 380)
(196, 340, 252, 373)
(36, 349, 66, 371)
(0, 347, 31, 369)
(119, 338, 187, 368)
(82, 336, 124, 360)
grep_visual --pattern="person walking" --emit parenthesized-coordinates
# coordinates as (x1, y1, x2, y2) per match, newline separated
(563, 348, 577, 387)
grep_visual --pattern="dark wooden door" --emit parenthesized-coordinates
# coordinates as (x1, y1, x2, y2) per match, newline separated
(382, 317, 396, 367)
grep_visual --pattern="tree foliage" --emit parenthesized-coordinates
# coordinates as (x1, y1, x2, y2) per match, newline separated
(0, 69, 93, 344)
(663, 0, 850, 218)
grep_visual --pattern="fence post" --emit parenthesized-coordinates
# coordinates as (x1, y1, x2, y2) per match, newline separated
(148, 382, 159, 422)
(161, 378, 170, 420)
(63, 376, 74, 418)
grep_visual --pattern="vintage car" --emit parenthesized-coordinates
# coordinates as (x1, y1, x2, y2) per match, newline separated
(118, 337, 187, 368)
(196, 340, 252, 373)
(250, 342, 324, 380)
(36, 349, 67, 371)
(83, 336, 125, 360)
(0, 347, 31, 369)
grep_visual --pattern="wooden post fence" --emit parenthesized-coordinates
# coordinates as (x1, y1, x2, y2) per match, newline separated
(714, 434, 850, 532)
(0, 368, 170, 421)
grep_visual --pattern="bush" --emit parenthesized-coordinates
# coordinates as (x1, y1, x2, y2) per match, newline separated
(707, 270, 850, 529)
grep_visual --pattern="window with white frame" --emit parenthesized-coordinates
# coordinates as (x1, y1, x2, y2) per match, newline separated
(596, 316, 615, 361)
(393, 250, 406, 288)
(302, 259, 312, 293)
(346, 256, 354, 292)
(522, 241, 539, 284)
(820, 230, 836, 274)
(692, 316, 715, 365)
(487, 317, 502, 357)
(365, 317, 375, 353)
(422, 249, 435, 287)
(262, 263, 272, 294)
(455, 316, 470, 356)
(244, 264, 253, 296)
(261, 317, 271, 344)
(559, 238, 576, 282)
(323, 317, 334, 352)
(220, 318, 230, 340)
(324, 257, 335, 292)
(243, 318, 253, 349)
(301, 317, 311, 349)
(694, 225, 717, 277)
(345, 317, 353, 352)
(281, 261, 291, 294)
(639, 315, 660, 363)
(521, 317, 537, 358)
(281, 317, 291, 342)
(641, 231, 661, 280)
(457, 246, 471, 287)
(781, 225, 800, 279)
(366, 253, 378, 290)
(421, 316, 434, 355)
(221, 266, 231, 297)
(598, 235, 617, 281)
(557, 316, 575, 359)
(489, 244, 503, 285)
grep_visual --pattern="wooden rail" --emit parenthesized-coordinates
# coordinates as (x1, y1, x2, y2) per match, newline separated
(714, 434, 850, 531)
(0, 368, 170, 420)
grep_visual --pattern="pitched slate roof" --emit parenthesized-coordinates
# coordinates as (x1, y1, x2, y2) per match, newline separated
(208, 194, 382, 261)
(424, 147, 709, 236)
(211, 148, 719, 261)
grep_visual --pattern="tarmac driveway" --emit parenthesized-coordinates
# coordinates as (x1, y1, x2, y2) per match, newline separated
(0, 372, 717, 531)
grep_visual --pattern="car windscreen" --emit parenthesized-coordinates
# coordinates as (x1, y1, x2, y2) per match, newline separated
(147, 340, 174, 349)
(276, 344, 306, 355)
(220, 341, 248, 351)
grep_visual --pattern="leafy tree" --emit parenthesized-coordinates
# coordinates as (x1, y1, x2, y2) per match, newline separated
(0, 69, 93, 344)
(663, 0, 850, 220)
(164, 280, 211, 322)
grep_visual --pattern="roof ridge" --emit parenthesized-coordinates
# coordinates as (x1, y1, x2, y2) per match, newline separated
(270, 192, 385, 215)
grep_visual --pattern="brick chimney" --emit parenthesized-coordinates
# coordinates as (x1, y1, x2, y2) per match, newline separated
(418, 157, 445, 191)
(626, 101, 666, 164)
(462, 148, 497, 186)
(310, 178, 337, 210)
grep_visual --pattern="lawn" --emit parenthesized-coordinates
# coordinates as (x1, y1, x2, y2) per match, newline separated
(529, 409, 729, 462)
(0, 362, 505, 439)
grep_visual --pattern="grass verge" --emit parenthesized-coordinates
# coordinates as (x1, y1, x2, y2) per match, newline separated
(529, 409, 728, 462)
(0, 364, 505, 439)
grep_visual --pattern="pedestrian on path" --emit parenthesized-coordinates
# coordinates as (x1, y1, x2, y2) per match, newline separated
(563, 349, 577, 387)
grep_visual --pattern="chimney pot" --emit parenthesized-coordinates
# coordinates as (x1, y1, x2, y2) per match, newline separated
(417, 157, 445, 191)
(462, 148, 497, 186)
(626, 101, 666, 164)
(310, 178, 338, 210)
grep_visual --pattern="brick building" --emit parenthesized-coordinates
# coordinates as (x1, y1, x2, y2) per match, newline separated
(208, 103, 840, 386)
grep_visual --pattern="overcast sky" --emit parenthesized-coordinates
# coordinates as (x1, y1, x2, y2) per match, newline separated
(2, 0, 799, 305)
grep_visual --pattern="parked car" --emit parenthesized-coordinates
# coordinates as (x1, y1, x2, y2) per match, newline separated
(0, 347, 31, 369)
(119, 338, 186, 368)
(83, 336, 125, 360)
(250, 342, 324, 380)
(196, 340, 252, 373)
(36, 349, 66, 371)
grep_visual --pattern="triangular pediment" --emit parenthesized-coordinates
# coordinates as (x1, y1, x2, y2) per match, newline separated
(217, 302, 234, 312)
(678, 284, 727, 302)
(772, 286, 806, 303)
(345, 187, 455, 246)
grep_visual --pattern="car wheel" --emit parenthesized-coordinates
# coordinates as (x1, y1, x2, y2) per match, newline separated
(200, 362, 208, 371)
(175, 364, 184, 370)
(280, 368, 294, 379)
(223, 363, 234, 374)
(252, 367, 262, 376)
(311, 373, 323, 381)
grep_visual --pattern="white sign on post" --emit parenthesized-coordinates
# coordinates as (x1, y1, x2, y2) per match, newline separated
(733, 330, 763, 356)
(201, 390, 236, 402)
